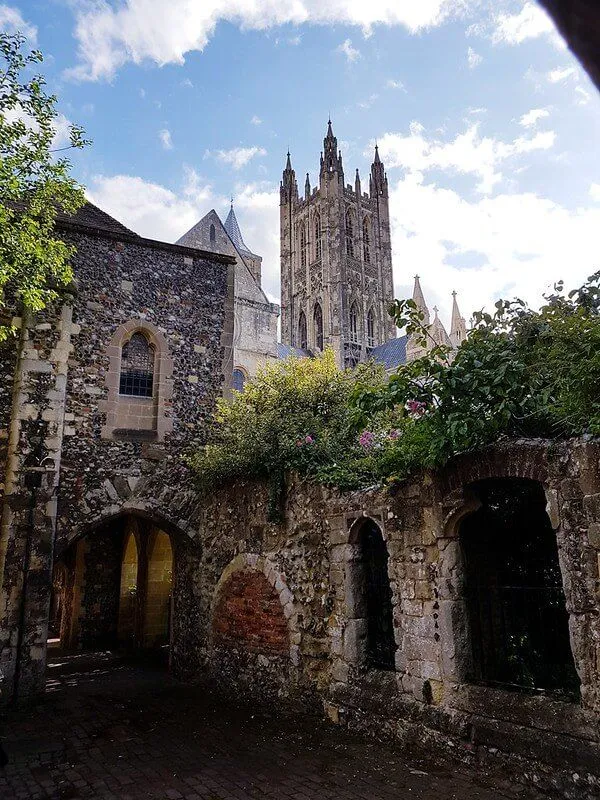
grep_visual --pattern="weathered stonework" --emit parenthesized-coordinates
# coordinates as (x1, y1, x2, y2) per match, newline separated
(0, 204, 235, 701)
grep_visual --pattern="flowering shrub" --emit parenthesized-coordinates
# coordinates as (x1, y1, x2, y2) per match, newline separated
(189, 274, 600, 499)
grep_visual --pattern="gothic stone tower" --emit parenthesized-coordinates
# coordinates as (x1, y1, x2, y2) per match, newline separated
(280, 121, 396, 368)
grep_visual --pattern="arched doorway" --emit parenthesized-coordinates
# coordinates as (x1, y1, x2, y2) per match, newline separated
(459, 478, 580, 701)
(346, 518, 396, 671)
(50, 514, 175, 659)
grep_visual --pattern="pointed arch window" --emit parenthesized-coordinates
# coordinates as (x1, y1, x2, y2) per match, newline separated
(314, 213, 322, 261)
(298, 311, 308, 350)
(359, 520, 396, 670)
(233, 368, 246, 392)
(367, 307, 375, 348)
(349, 301, 360, 344)
(209, 223, 216, 243)
(314, 303, 323, 351)
(363, 217, 371, 263)
(299, 221, 307, 268)
(119, 332, 155, 397)
(345, 209, 354, 258)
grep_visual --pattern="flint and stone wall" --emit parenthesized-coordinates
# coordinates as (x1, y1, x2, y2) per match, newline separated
(0, 220, 234, 700)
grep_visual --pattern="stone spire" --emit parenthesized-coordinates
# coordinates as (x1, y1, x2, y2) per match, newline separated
(450, 290, 467, 348)
(430, 305, 451, 348)
(355, 168, 361, 195)
(305, 172, 311, 198)
(224, 202, 252, 255)
(412, 275, 430, 327)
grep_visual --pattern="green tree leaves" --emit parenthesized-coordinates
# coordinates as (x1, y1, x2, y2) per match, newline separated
(0, 33, 88, 339)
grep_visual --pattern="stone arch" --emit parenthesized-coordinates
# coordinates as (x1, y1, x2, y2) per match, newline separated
(100, 318, 174, 441)
(437, 473, 582, 703)
(209, 553, 301, 665)
(344, 515, 397, 671)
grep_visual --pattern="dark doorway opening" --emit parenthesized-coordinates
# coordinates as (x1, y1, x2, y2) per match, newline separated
(358, 520, 396, 671)
(460, 478, 580, 701)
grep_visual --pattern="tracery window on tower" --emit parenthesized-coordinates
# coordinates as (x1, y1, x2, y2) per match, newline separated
(314, 213, 322, 261)
(349, 301, 360, 344)
(119, 332, 155, 397)
(313, 302, 324, 351)
(367, 307, 375, 348)
(363, 217, 371, 263)
(345, 209, 354, 258)
(298, 311, 308, 350)
(300, 221, 307, 268)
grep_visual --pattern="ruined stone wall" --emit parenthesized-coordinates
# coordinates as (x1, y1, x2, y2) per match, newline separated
(178, 441, 600, 799)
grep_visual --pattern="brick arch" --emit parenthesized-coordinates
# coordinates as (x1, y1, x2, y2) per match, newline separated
(210, 554, 300, 664)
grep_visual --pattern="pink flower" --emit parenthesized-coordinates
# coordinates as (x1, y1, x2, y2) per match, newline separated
(296, 440, 303, 447)
(305, 435, 314, 445)
(389, 429, 400, 440)
(407, 399, 426, 416)
(359, 431, 375, 449)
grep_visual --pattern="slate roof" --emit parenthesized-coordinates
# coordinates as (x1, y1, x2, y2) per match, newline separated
(277, 343, 312, 359)
(370, 336, 408, 369)
(56, 202, 137, 236)
(224, 204, 257, 257)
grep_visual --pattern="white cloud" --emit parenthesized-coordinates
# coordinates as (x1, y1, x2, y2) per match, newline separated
(519, 108, 549, 128)
(159, 128, 173, 150)
(386, 79, 406, 91)
(375, 121, 556, 194)
(336, 38, 360, 63)
(180, 77, 194, 88)
(66, 0, 466, 80)
(547, 66, 577, 83)
(210, 145, 267, 170)
(5, 105, 75, 151)
(590, 184, 600, 203)
(0, 4, 37, 42)
(575, 86, 591, 106)
(467, 46, 482, 69)
(288, 34, 301, 46)
(492, 2, 554, 45)
(388, 172, 600, 327)
(250, 115, 262, 126)
(358, 93, 379, 110)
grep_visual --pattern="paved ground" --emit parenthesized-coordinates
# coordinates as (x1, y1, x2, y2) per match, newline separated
(1, 653, 519, 800)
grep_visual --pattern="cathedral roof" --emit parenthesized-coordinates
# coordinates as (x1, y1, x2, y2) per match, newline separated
(56, 201, 137, 236)
(370, 336, 408, 369)
(224, 203, 256, 257)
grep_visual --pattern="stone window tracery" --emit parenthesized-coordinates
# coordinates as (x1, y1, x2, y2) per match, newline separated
(119, 332, 155, 398)
(313, 303, 323, 351)
(363, 217, 371, 263)
(300, 221, 307, 268)
(367, 307, 375, 348)
(314, 213, 322, 261)
(298, 311, 308, 350)
(349, 301, 360, 344)
(345, 209, 354, 258)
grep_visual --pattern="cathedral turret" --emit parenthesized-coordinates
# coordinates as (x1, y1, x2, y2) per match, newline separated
(281, 151, 298, 202)
(450, 291, 467, 348)
(369, 144, 388, 198)
(355, 168, 361, 196)
(305, 172, 311, 199)
(320, 119, 344, 184)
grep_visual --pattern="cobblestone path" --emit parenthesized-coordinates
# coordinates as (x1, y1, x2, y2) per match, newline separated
(1, 653, 518, 800)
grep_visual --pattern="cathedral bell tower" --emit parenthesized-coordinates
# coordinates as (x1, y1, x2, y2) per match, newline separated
(280, 121, 396, 368)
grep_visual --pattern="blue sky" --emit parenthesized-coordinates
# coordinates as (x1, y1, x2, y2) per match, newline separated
(4, 1, 600, 327)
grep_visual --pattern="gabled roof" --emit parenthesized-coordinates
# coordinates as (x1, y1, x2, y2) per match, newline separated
(57, 201, 137, 236)
(370, 336, 408, 369)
